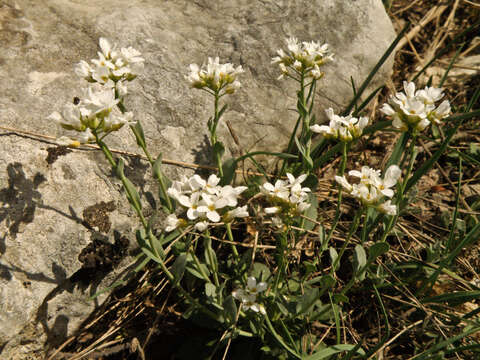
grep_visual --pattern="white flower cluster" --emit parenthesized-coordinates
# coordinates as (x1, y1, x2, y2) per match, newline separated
(335, 165, 401, 215)
(165, 174, 249, 232)
(272, 37, 334, 80)
(232, 276, 267, 315)
(186, 57, 244, 94)
(75, 38, 144, 91)
(49, 38, 143, 147)
(48, 84, 135, 147)
(310, 108, 369, 142)
(262, 173, 311, 226)
(381, 81, 451, 132)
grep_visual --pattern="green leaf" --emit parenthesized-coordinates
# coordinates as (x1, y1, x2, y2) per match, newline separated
(223, 295, 237, 324)
(147, 229, 165, 259)
(220, 157, 237, 186)
(116, 157, 125, 178)
(131, 121, 146, 148)
(217, 104, 228, 120)
(329, 247, 339, 271)
(368, 242, 390, 262)
(296, 287, 319, 315)
(297, 98, 308, 118)
(304, 344, 365, 360)
(136, 228, 148, 248)
(213, 141, 225, 159)
(333, 294, 349, 303)
(152, 153, 164, 180)
(353, 244, 367, 281)
(342, 21, 410, 116)
(123, 177, 142, 211)
(204, 237, 218, 273)
(294, 136, 313, 169)
(423, 290, 480, 306)
(205, 282, 216, 298)
(302, 192, 318, 232)
(386, 132, 410, 169)
(252, 262, 271, 282)
(405, 110, 480, 193)
(171, 254, 187, 285)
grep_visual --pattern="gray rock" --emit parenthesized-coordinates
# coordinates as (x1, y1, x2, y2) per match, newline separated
(0, 0, 396, 357)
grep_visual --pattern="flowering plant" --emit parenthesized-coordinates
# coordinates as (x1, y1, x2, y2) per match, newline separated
(46, 32, 480, 359)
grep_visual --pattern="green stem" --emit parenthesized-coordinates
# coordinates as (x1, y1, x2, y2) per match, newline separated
(204, 230, 220, 287)
(331, 208, 362, 275)
(380, 133, 418, 242)
(120, 100, 173, 213)
(95, 134, 147, 229)
(210, 92, 224, 177)
(360, 208, 369, 244)
(156, 248, 219, 321)
(273, 232, 287, 297)
(264, 315, 301, 359)
(226, 223, 239, 261)
(326, 141, 349, 244)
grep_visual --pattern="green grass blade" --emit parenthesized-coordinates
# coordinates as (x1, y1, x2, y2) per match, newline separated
(352, 85, 385, 117)
(404, 110, 480, 194)
(303, 344, 365, 360)
(439, 44, 464, 88)
(409, 325, 480, 360)
(342, 22, 410, 116)
(386, 132, 411, 169)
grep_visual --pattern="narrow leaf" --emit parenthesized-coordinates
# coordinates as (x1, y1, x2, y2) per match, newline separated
(171, 254, 187, 285)
(353, 244, 367, 281)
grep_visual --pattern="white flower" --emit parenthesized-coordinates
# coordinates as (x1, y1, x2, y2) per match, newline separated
(165, 214, 181, 232)
(48, 103, 85, 131)
(262, 179, 289, 200)
(265, 206, 281, 214)
(310, 108, 368, 142)
(374, 165, 401, 198)
(245, 276, 267, 294)
(227, 205, 249, 218)
(186, 57, 244, 94)
(381, 81, 451, 132)
(82, 86, 119, 118)
(334, 175, 353, 192)
(337, 165, 401, 210)
(196, 193, 229, 222)
(56, 128, 95, 147)
(232, 277, 267, 315)
(102, 111, 135, 132)
(272, 37, 333, 79)
(378, 200, 397, 215)
(194, 220, 209, 232)
(178, 192, 202, 220)
(75, 60, 93, 79)
(77, 38, 144, 84)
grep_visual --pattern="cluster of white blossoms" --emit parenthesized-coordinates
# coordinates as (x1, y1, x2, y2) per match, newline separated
(262, 173, 311, 226)
(232, 277, 267, 315)
(75, 37, 144, 93)
(381, 81, 451, 132)
(165, 174, 249, 232)
(48, 84, 135, 147)
(335, 165, 401, 215)
(186, 57, 244, 94)
(271, 37, 334, 80)
(49, 38, 143, 147)
(310, 108, 369, 142)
